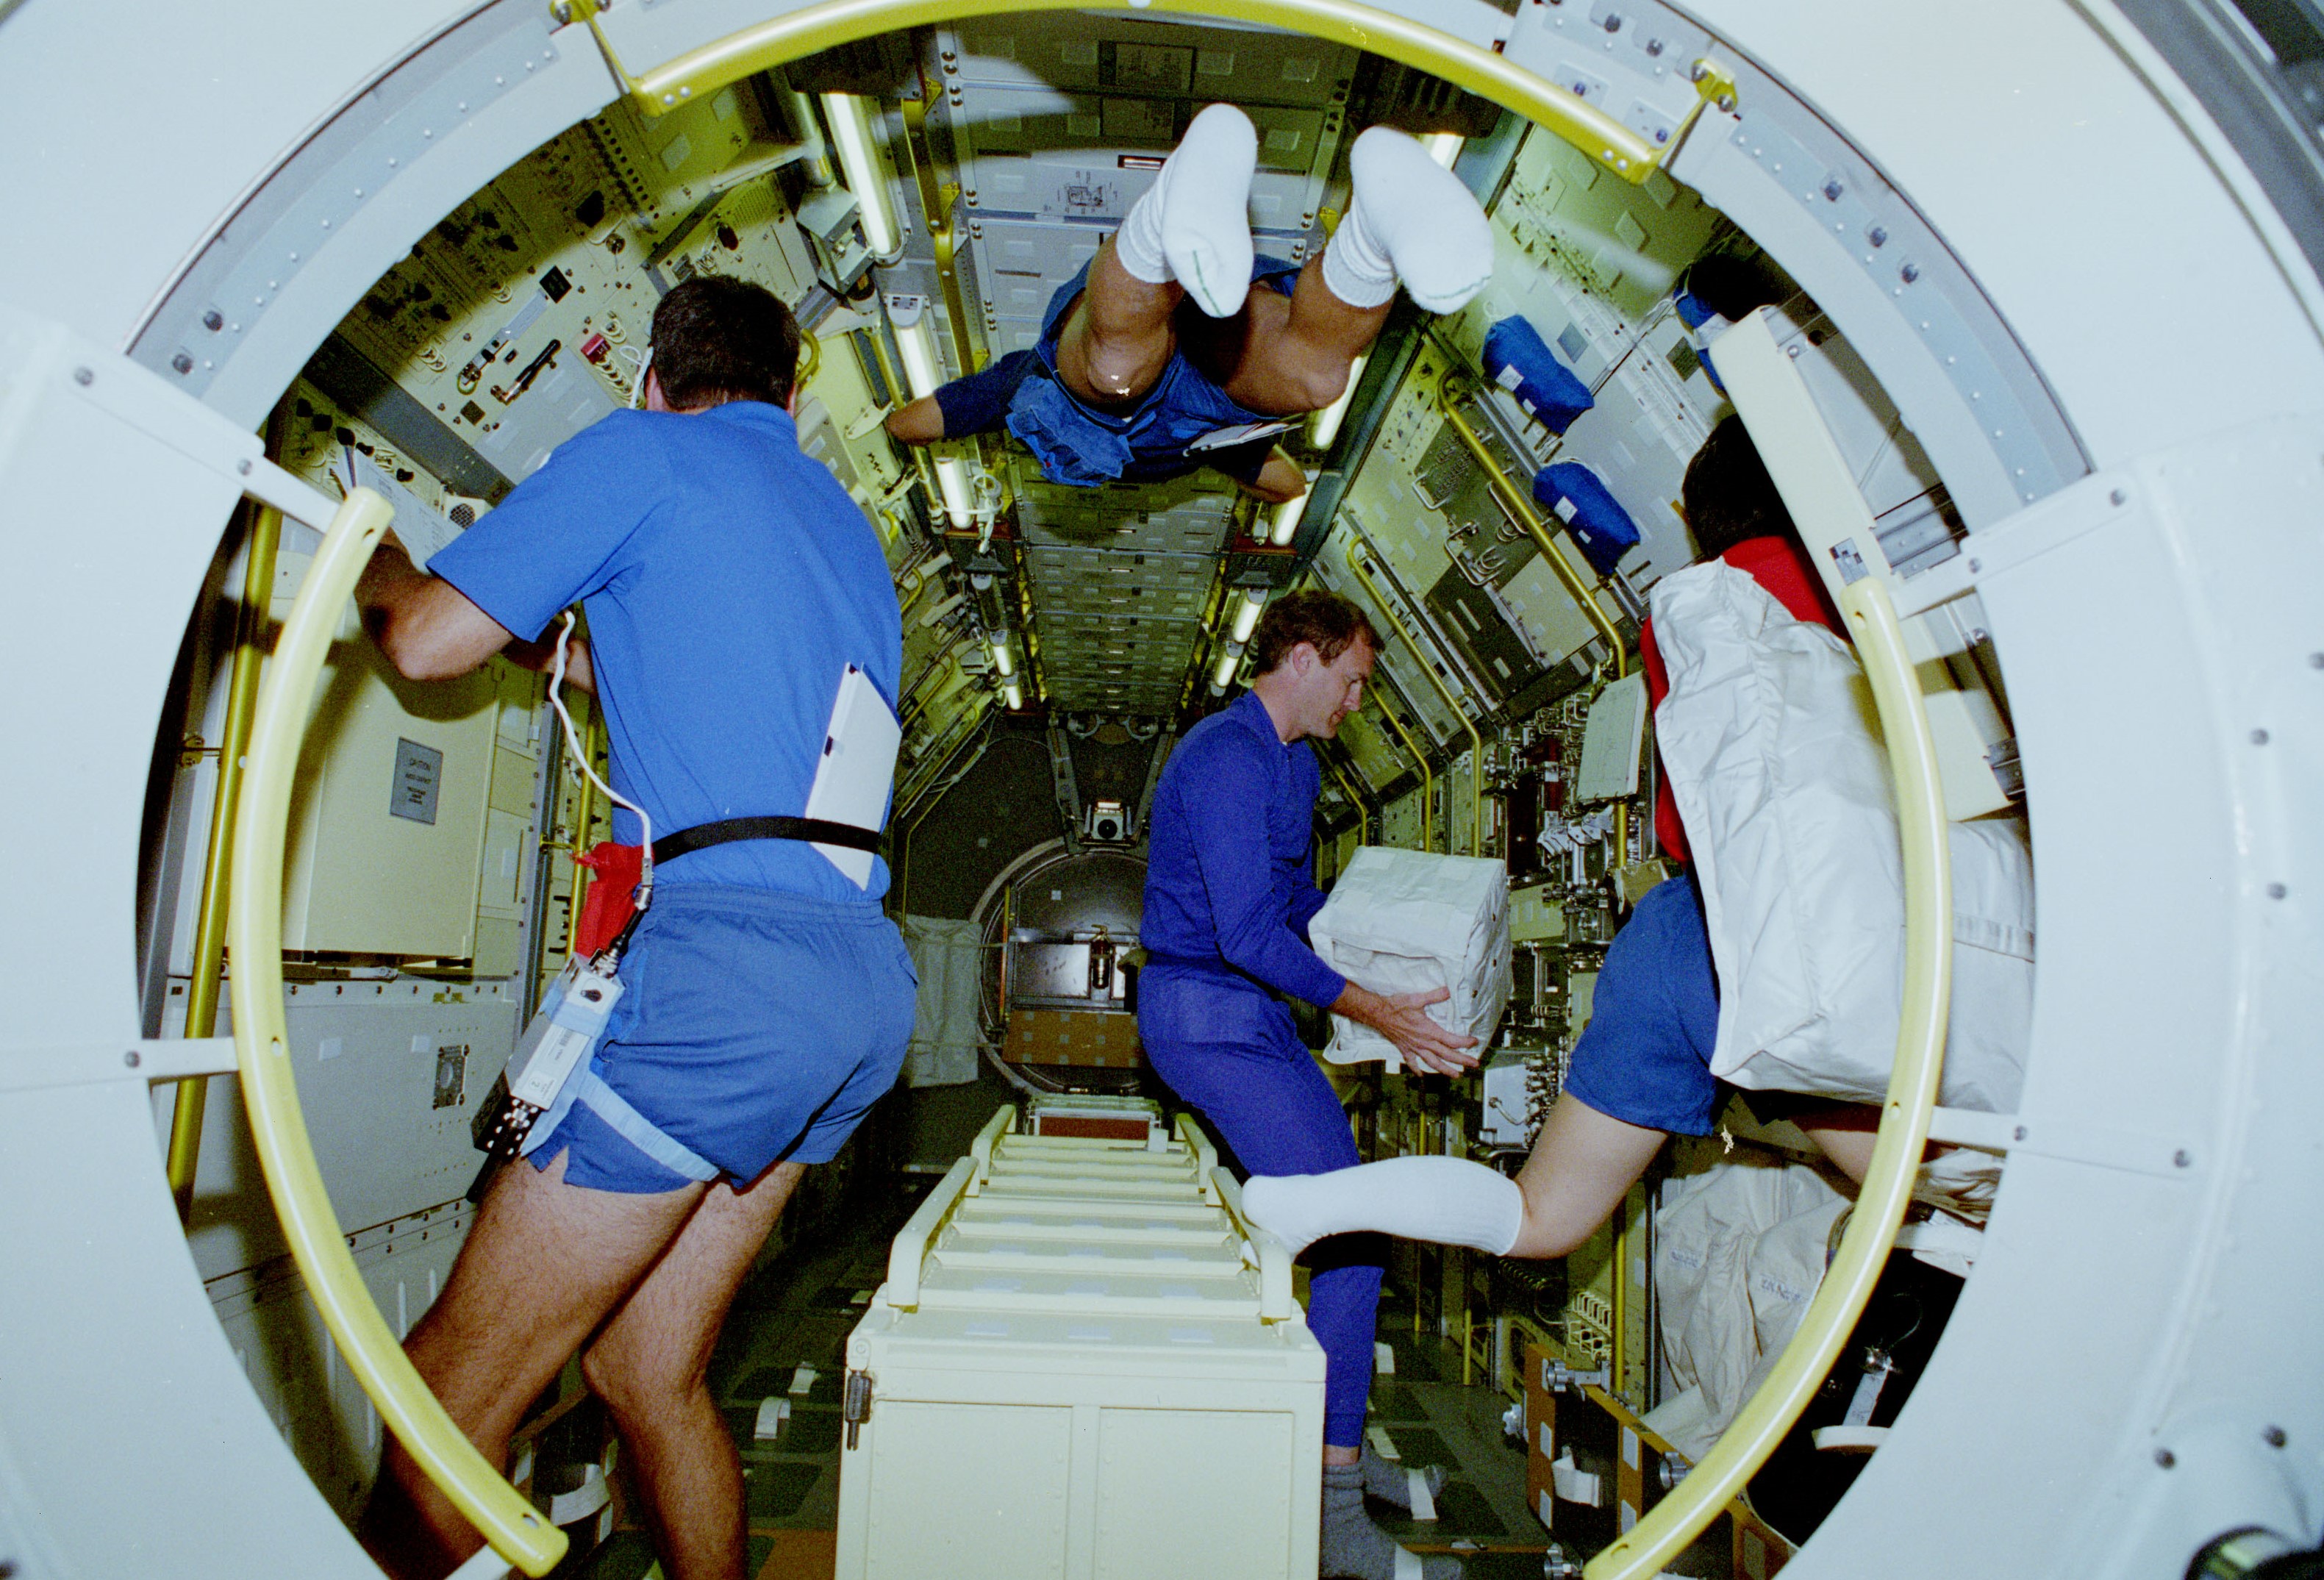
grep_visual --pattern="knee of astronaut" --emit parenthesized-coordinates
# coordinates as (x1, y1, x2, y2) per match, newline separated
(1288, 359, 1353, 415)
(581, 1336, 673, 1423)
(1079, 343, 1155, 405)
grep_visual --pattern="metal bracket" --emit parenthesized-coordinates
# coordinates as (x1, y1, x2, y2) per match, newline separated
(0, 1038, 238, 1095)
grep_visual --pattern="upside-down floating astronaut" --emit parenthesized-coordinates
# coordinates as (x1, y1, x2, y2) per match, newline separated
(884, 104, 1493, 502)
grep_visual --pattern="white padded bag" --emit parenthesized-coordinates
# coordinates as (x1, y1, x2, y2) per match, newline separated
(1651, 562, 2034, 1115)
(1642, 1155, 1847, 1462)
(1309, 846, 1511, 1070)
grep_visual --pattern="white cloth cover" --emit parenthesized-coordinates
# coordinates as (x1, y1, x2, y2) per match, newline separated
(1640, 1155, 1848, 1462)
(1650, 562, 2036, 1118)
(899, 915, 986, 1087)
(1309, 846, 1512, 1070)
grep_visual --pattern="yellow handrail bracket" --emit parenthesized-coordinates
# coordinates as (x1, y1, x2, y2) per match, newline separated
(227, 487, 567, 1577)
(1583, 575, 1953, 1579)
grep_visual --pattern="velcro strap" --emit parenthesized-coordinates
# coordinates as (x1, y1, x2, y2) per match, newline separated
(651, 815, 883, 865)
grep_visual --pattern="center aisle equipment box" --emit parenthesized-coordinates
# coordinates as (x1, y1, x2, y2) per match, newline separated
(835, 1103, 1324, 1580)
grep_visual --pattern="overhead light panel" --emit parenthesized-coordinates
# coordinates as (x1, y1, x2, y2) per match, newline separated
(1269, 489, 1309, 546)
(1426, 133, 1465, 169)
(890, 301, 944, 399)
(990, 638, 1015, 677)
(1231, 590, 1265, 643)
(822, 93, 900, 258)
(1309, 354, 1365, 449)
(1211, 645, 1242, 691)
(1004, 679, 1023, 710)
(934, 457, 974, 529)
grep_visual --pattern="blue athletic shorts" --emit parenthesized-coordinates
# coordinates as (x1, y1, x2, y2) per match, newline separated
(526, 884, 917, 1193)
(1562, 872, 1724, 1137)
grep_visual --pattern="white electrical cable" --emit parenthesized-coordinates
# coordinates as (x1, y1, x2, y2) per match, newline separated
(626, 345, 653, 410)
(549, 611, 655, 917)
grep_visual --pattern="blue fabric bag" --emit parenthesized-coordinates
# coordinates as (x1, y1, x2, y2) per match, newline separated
(1481, 315, 1594, 434)
(1532, 460, 1641, 576)
(1673, 286, 1732, 393)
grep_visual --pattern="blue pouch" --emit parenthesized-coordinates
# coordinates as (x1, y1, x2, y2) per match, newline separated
(1673, 287, 1732, 393)
(1532, 461, 1641, 576)
(1482, 315, 1594, 434)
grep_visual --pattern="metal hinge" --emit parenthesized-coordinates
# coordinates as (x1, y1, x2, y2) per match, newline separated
(842, 1368, 875, 1449)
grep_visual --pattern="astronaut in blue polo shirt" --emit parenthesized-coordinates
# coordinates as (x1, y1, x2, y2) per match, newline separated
(350, 276, 914, 1580)
(885, 106, 1495, 504)
(1139, 589, 1480, 1580)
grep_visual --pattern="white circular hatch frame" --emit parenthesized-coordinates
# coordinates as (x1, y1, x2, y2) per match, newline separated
(0, 1, 2317, 1576)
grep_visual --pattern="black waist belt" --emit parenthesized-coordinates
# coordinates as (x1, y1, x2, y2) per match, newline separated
(650, 815, 884, 865)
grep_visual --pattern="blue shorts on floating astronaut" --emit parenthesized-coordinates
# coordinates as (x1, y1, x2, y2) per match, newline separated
(1561, 872, 1725, 1137)
(523, 884, 918, 1194)
(932, 255, 1304, 489)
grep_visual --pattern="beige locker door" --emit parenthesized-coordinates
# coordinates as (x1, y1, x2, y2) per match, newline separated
(863, 1400, 1073, 1579)
(1093, 1407, 1300, 1580)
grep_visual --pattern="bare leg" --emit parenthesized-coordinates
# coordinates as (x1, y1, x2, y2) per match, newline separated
(581, 1161, 808, 1580)
(1201, 258, 1391, 417)
(1505, 1093, 1670, 1259)
(1054, 238, 1184, 407)
(360, 1150, 706, 1580)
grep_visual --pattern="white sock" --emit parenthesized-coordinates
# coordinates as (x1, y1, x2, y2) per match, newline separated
(1243, 1157, 1525, 1260)
(1322, 126, 1494, 313)
(1112, 104, 1257, 318)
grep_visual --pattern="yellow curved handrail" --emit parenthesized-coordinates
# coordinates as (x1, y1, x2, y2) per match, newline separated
(596, 0, 1704, 190)
(226, 487, 567, 1578)
(1584, 575, 1953, 1579)
(1367, 689, 1436, 853)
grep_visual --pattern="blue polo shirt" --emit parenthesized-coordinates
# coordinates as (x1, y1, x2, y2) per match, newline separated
(429, 401, 901, 904)
(1140, 690, 1348, 1012)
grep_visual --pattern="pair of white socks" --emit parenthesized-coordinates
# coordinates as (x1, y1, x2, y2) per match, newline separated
(1111, 106, 1492, 319)
(1242, 1154, 1526, 1261)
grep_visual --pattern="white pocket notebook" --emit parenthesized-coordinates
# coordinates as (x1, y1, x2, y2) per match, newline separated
(804, 665, 901, 889)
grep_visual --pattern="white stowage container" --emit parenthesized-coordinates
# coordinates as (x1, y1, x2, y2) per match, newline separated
(1309, 846, 1512, 1070)
(835, 1104, 1325, 1580)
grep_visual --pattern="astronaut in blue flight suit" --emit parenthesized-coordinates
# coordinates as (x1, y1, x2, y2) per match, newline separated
(1139, 589, 1479, 1580)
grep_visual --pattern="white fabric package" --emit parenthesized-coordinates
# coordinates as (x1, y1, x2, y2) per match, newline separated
(1309, 846, 1512, 1070)
(1650, 563, 2035, 1118)
(1642, 1155, 1846, 1462)
(899, 915, 985, 1087)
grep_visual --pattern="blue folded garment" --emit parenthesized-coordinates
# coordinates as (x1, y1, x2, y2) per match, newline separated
(1531, 460, 1641, 576)
(1481, 315, 1594, 435)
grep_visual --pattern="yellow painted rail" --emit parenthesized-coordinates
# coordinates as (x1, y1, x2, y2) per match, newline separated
(1584, 574, 1953, 1579)
(227, 487, 567, 1578)
(590, 0, 1723, 190)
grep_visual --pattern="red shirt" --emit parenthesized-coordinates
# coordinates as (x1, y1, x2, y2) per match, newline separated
(1638, 536, 1844, 865)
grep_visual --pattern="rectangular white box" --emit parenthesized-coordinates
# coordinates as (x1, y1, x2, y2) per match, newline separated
(836, 1109, 1324, 1580)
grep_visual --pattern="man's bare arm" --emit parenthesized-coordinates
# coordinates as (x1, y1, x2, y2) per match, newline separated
(884, 396, 947, 446)
(354, 535, 521, 682)
(1237, 447, 1308, 506)
(1329, 981, 1480, 1076)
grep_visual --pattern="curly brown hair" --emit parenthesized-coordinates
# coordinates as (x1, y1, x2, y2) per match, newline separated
(1250, 589, 1380, 676)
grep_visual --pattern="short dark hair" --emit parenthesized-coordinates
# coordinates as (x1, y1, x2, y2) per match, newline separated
(1677, 253, 1786, 323)
(1683, 414, 1798, 559)
(1250, 589, 1379, 676)
(648, 276, 804, 411)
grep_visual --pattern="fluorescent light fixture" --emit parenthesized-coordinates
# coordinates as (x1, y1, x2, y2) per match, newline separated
(821, 93, 899, 257)
(990, 638, 1015, 677)
(892, 308, 943, 399)
(1212, 645, 1241, 690)
(1231, 590, 1265, 644)
(934, 457, 973, 529)
(1004, 679, 1023, 710)
(1269, 490, 1309, 546)
(1309, 354, 1365, 448)
(1426, 132, 1465, 169)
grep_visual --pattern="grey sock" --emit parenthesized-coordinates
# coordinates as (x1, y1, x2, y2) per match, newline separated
(1321, 1465, 1463, 1579)
(1359, 1442, 1448, 1512)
